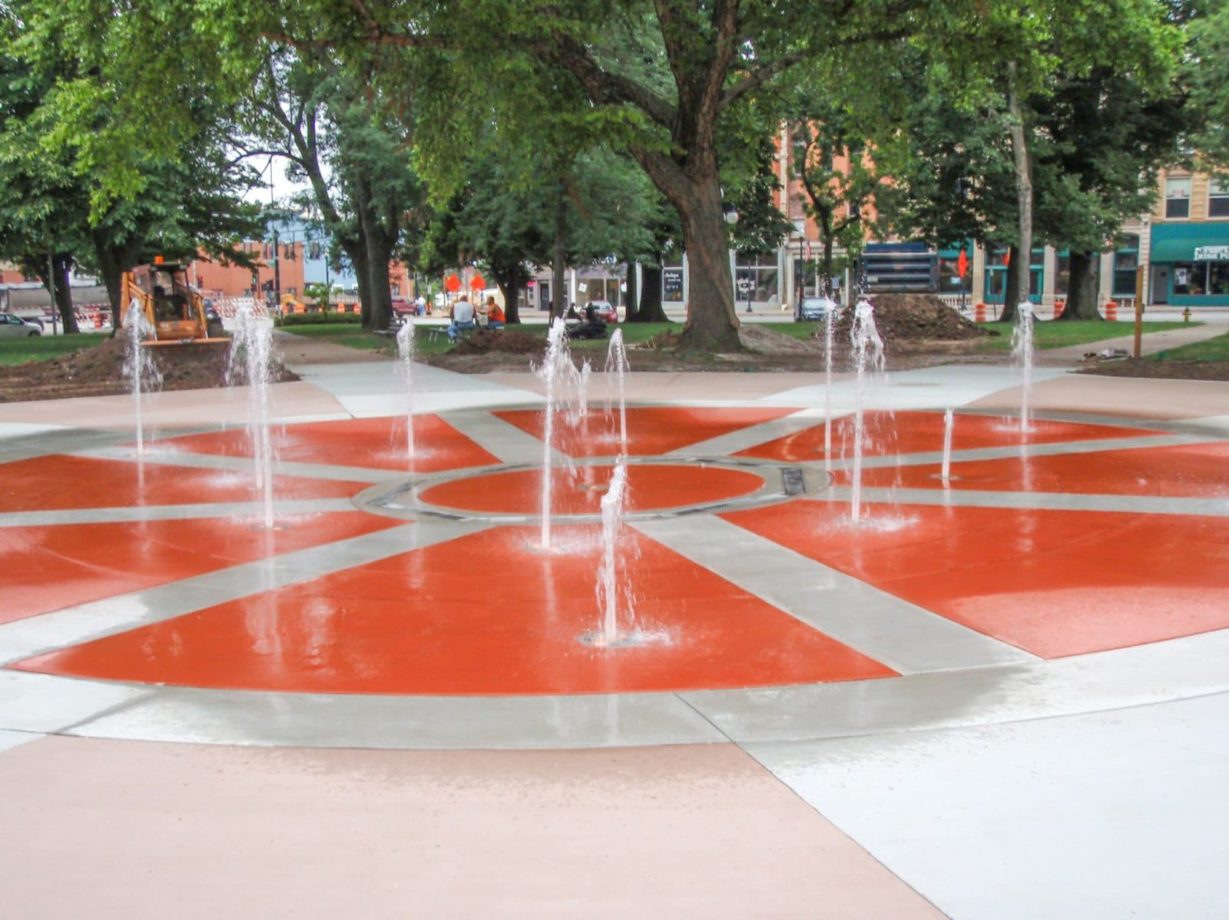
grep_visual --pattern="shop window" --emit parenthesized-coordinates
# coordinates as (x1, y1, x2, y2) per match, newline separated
(1165, 176, 1191, 219)
(1209, 262, 1229, 295)
(1210, 178, 1229, 218)
(1113, 235, 1139, 296)
(662, 257, 684, 301)
(1172, 263, 1206, 296)
(735, 251, 780, 302)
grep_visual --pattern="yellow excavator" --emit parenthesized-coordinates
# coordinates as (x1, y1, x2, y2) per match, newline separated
(120, 260, 225, 344)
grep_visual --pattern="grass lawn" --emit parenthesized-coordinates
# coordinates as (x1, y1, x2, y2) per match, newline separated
(0, 333, 107, 366)
(979, 319, 1192, 351)
(1147, 331, 1229, 362)
(277, 323, 412, 352)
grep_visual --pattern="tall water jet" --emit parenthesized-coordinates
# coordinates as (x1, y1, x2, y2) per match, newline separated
(396, 319, 417, 466)
(604, 328, 630, 456)
(1012, 301, 1035, 433)
(122, 298, 161, 456)
(849, 299, 884, 524)
(537, 318, 571, 550)
(822, 296, 838, 470)
(229, 303, 276, 529)
(595, 459, 632, 645)
(941, 408, 955, 484)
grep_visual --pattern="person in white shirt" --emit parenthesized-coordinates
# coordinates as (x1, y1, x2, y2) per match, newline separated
(448, 295, 477, 340)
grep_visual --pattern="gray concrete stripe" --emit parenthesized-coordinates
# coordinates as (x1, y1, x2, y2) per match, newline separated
(827, 432, 1201, 472)
(0, 498, 358, 528)
(633, 516, 1033, 674)
(820, 486, 1229, 517)
(686, 627, 1229, 745)
(665, 409, 842, 457)
(0, 670, 153, 735)
(0, 428, 133, 464)
(76, 445, 396, 483)
(0, 520, 487, 665)
(438, 408, 567, 464)
(61, 687, 726, 750)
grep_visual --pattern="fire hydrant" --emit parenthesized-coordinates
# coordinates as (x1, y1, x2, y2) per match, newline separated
(1183, 307, 1192, 323)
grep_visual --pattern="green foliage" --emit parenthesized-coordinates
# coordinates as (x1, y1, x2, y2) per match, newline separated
(1186, 0, 1229, 166)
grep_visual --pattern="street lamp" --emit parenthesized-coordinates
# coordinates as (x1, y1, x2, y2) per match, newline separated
(724, 209, 753, 313)
(793, 216, 807, 320)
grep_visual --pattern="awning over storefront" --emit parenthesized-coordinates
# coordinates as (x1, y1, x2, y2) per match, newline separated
(1150, 222, 1229, 262)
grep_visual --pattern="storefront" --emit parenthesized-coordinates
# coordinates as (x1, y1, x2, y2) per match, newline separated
(1149, 223, 1229, 307)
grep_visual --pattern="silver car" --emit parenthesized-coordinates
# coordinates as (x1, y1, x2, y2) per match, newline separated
(0, 312, 41, 337)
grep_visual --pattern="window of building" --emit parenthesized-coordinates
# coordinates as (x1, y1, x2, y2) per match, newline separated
(1210, 177, 1229, 218)
(662, 255, 684, 302)
(1209, 262, 1229, 295)
(1172, 262, 1206, 296)
(735, 251, 780, 302)
(1054, 252, 1100, 297)
(1165, 176, 1191, 219)
(1112, 235, 1139, 296)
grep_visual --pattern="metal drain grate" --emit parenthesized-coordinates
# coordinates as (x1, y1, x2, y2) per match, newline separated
(782, 467, 806, 495)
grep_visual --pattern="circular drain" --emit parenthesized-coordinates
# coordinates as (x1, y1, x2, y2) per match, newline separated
(355, 456, 830, 523)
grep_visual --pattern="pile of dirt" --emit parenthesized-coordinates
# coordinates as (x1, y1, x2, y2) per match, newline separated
(835, 293, 993, 344)
(0, 335, 298, 403)
(450, 327, 547, 356)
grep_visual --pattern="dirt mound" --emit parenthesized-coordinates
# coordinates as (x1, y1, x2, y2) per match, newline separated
(451, 327, 550, 355)
(836, 294, 992, 343)
(0, 335, 298, 403)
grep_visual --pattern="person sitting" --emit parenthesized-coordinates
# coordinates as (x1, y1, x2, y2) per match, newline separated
(448, 295, 477, 341)
(484, 296, 505, 330)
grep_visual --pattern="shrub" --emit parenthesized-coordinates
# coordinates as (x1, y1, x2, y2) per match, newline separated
(275, 311, 363, 327)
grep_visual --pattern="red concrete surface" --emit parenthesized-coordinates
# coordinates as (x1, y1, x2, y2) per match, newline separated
(159, 415, 501, 472)
(723, 500, 1229, 658)
(495, 406, 797, 457)
(0, 512, 402, 625)
(0, 455, 367, 513)
(852, 440, 1229, 498)
(17, 525, 896, 694)
(736, 410, 1156, 463)
(420, 464, 765, 515)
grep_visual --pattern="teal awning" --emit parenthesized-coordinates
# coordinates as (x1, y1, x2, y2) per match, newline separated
(1150, 222, 1229, 262)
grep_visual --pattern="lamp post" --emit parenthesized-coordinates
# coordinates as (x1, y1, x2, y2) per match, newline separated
(793, 216, 807, 320)
(724, 209, 751, 313)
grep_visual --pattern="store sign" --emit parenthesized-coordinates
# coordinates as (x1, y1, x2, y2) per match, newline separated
(1194, 245, 1229, 261)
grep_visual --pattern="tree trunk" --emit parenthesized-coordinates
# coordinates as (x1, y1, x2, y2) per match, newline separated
(624, 261, 638, 321)
(1003, 245, 1021, 323)
(91, 233, 125, 330)
(363, 234, 394, 330)
(340, 238, 371, 318)
(822, 238, 835, 299)
(43, 253, 79, 334)
(1003, 60, 1033, 326)
(1059, 250, 1101, 320)
(634, 263, 668, 322)
(675, 177, 739, 351)
(551, 181, 568, 320)
(497, 279, 522, 323)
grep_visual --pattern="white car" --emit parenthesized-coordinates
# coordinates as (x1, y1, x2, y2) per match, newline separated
(0, 312, 41, 337)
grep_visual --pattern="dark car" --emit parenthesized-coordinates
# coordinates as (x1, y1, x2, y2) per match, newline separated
(797, 296, 837, 322)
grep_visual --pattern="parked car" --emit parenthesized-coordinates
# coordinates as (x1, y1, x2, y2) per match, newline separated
(797, 296, 837, 322)
(0, 312, 41, 337)
(586, 300, 619, 324)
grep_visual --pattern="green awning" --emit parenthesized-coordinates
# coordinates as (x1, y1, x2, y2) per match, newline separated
(1150, 222, 1229, 262)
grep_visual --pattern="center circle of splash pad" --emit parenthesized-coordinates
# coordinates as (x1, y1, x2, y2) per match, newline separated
(358, 457, 828, 522)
